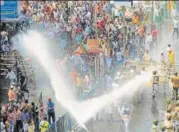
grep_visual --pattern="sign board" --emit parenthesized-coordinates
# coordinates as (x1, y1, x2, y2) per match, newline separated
(112, 0, 132, 7)
(1, 1, 20, 20)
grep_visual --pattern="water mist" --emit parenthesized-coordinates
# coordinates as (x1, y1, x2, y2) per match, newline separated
(13, 30, 153, 130)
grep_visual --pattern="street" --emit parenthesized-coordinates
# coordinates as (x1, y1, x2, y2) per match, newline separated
(76, 20, 179, 132)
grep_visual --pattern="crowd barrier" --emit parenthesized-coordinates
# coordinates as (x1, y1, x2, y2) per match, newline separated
(51, 64, 179, 131)
(55, 113, 74, 132)
(52, 60, 127, 131)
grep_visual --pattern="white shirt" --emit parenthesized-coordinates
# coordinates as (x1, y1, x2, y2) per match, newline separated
(174, 20, 179, 28)
(112, 41, 118, 49)
(116, 51, 122, 61)
(110, 23, 116, 31)
(86, 11, 91, 19)
(118, 24, 123, 30)
(172, 9, 177, 18)
(68, 1, 73, 8)
(6, 71, 16, 80)
(1, 122, 6, 132)
(23, 122, 28, 131)
(145, 35, 152, 50)
(54, 11, 58, 18)
(85, 75, 89, 84)
(154, 8, 159, 16)
(66, 25, 72, 32)
(160, 54, 166, 63)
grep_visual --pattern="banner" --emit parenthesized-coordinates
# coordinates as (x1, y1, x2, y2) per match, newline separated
(1, 1, 19, 20)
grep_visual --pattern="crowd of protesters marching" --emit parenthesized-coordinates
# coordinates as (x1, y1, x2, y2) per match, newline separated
(0, 31, 56, 132)
(20, 1, 161, 96)
(0, 1, 165, 132)
(0, 16, 55, 132)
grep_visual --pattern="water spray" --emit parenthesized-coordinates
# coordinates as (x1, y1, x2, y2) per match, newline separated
(13, 30, 154, 130)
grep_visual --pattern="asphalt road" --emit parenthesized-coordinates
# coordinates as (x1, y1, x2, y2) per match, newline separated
(1, 20, 178, 132)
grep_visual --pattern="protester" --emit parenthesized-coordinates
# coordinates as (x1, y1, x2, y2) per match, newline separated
(8, 108, 16, 132)
(8, 86, 15, 103)
(173, 101, 179, 131)
(23, 120, 29, 132)
(1, 120, 6, 132)
(40, 117, 50, 132)
(171, 72, 179, 100)
(144, 50, 151, 65)
(145, 33, 153, 52)
(47, 98, 55, 124)
(173, 18, 179, 39)
(152, 120, 159, 132)
(1, 1, 176, 132)
(160, 52, 166, 65)
(6, 69, 17, 87)
(168, 49, 175, 66)
(15, 106, 22, 132)
(164, 115, 174, 132)
(151, 27, 158, 46)
(152, 71, 159, 99)
(105, 73, 112, 91)
(19, 72, 29, 95)
(31, 102, 39, 132)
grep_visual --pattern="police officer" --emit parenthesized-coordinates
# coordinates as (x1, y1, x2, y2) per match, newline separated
(152, 71, 159, 99)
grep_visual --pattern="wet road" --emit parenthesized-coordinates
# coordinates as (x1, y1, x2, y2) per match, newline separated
(1, 20, 178, 132)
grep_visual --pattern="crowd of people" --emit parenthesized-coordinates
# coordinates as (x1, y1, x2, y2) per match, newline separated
(1, 95, 56, 132)
(20, 1, 162, 97)
(0, 20, 56, 132)
(152, 99, 179, 132)
(0, 31, 11, 54)
(1, 1, 179, 132)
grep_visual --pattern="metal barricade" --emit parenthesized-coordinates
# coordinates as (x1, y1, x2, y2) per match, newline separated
(55, 113, 73, 132)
